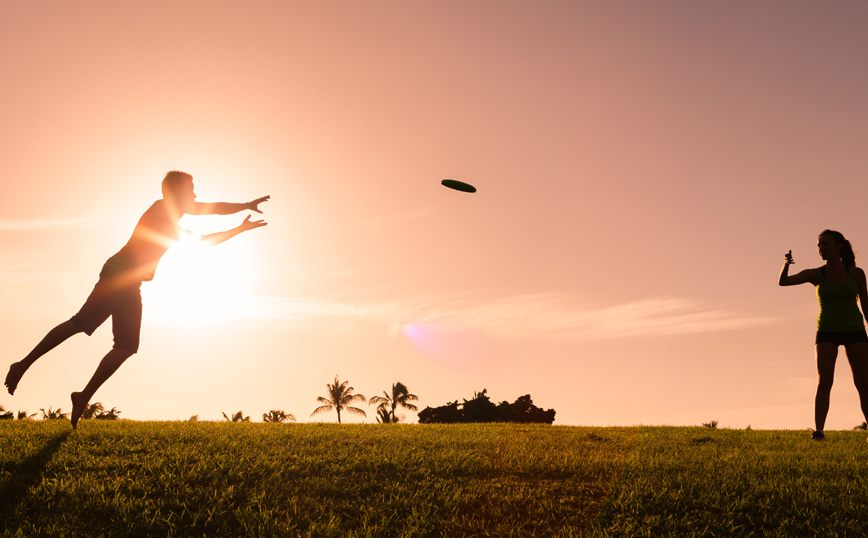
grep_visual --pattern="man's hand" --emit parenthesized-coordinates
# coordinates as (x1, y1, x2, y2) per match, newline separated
(247, 196, 271, 214)
(239, 214, 267, 232)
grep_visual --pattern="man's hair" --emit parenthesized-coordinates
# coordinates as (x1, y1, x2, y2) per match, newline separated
(161, 171, 193, 198)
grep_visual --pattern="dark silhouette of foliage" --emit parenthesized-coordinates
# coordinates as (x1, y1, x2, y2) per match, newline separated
(81, 402, 103, 420)
(40, 407, 69, 420)
(222, 411, 250, 422)
(375, 407, 395, 424)
(77, 402, 121, 421)
(263, 409, 296, 423)
(311, 375, 366, 423)
(854, 421, 867, 431)
(496, 394, 556, 424)
(1, 406, 37, 420)
(418, 400, 462, 424)
(95, 407, 121, 420)
(462, 389, 500, 422)
(418, 389, 556, 425)
(369, 381, 418, 424)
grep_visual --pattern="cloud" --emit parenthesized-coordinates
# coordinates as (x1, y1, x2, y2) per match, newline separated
(0, 217, 109, 231)
(253, 293, 774, 343)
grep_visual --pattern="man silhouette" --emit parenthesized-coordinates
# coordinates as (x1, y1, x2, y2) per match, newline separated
(4, 171, 269, 428)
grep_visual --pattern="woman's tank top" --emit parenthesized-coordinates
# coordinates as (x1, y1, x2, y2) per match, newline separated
(816, 266, 864, 332)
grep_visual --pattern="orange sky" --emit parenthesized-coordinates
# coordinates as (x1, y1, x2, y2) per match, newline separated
(2, 1, 868, 429)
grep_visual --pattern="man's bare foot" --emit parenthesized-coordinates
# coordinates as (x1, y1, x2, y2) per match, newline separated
(5, 362, 26, 395)
(70, 392, 88, 430)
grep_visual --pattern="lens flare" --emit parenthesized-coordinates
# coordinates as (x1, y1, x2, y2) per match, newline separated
(400, 321, 501, 369)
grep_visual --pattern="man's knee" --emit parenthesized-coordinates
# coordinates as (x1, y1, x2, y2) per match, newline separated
(68, 315, 97, 337)
(111, 343, 138, 356)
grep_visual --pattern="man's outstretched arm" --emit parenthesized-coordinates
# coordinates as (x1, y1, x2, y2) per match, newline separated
(188, 195, 270, 216)
(200, 215, 267, 247)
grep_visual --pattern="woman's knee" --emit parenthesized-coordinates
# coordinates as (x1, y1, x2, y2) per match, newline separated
(817, 375, 835, 391)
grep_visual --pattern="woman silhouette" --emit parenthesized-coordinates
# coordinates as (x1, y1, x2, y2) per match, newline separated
(779, 230, 868, 440)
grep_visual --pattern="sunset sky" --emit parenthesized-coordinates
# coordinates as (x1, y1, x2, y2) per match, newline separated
(2, 1, 868, 429)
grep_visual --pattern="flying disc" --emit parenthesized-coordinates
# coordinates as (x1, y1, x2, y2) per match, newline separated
(441, 179, 476, 193)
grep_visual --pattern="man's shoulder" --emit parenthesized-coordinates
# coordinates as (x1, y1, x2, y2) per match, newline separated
(140, 199, 169, 216)
(136, 199, 176, 226)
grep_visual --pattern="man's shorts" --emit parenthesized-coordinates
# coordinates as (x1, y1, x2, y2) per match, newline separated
(815, 330, 868, 347)
(69, 256, 143, 352)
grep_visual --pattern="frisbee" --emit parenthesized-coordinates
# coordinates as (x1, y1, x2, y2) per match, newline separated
(441, 179, 476, 193)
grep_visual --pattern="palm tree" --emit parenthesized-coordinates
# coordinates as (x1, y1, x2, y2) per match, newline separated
(95, 407, 121, 420)
(40, 407, 69, 420)
(81, 402, 105, 420)
(310, 375, 367, 423)
(16, 410, 37, 420)
(222, 411, 250, 422)
(262, 409, 296, 423)
(223, 411, 250, 422)
(0, 405, 12, 420)
(369, 381, 419, 424)
(375, 407, 393, 424)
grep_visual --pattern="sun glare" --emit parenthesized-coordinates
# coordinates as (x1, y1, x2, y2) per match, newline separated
(142, 227, 257, 324)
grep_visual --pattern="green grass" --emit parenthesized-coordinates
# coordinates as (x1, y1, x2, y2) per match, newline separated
(1, 422, 867, 537)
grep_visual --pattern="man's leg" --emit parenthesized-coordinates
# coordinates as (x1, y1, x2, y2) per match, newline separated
(5, 320, 82, 395)
(69, 279, 141, 428)
(70, 347, 135, 429)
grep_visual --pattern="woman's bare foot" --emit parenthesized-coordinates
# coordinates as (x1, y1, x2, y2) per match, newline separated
(4, 362, 27, 395)
(70, 392, 88, 429)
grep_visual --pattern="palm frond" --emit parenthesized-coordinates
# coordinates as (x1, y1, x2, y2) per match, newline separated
(310, 405, 334, 417)
(344, 406, 367, 417)
(342, 393, 367, 405)
(369, 395, 389, 406)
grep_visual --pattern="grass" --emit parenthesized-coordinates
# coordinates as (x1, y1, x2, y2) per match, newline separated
(1, 422, 867, 537)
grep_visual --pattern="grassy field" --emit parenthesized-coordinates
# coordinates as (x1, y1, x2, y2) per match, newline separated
(1, 422, 867, 537)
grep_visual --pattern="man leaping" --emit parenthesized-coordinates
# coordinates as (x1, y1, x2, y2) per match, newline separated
(4, 171, 269, 428)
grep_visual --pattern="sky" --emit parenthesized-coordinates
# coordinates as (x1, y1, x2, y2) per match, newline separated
(2, 1, 868, 429)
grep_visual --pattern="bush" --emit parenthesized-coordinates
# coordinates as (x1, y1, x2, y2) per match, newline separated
(418, 390, 556, 425)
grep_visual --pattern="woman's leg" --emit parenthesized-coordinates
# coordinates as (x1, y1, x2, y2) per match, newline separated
(815, 343, 839, 434)
(5, 320, 82, 395)
(844, 342, 868, 423)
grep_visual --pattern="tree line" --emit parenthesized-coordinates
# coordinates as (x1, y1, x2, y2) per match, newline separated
(3, 378, 557, 425)
(417, 389, 556, 424)
(0, 402, 120, 421)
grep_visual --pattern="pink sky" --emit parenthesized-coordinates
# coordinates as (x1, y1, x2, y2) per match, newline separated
(2, 1, 868, 429)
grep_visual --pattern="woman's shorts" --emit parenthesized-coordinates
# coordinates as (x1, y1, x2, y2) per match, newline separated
(815, 330, 868, 347)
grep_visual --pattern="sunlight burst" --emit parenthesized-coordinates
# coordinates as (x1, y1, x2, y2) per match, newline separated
(142, 230, 257, 324)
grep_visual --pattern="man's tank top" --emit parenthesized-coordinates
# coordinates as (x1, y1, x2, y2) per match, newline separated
(816, 266, 864, 332)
